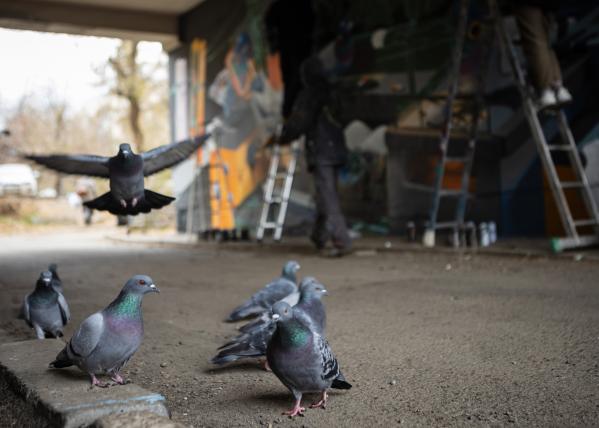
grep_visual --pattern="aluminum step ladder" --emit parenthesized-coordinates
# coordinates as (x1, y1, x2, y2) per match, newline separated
(414, 0, 487, 247)
(256, 140, 300, 241)
(490, 0, 599, 252)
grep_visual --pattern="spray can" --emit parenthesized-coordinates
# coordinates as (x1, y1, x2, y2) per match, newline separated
(479, 222, 490, 247)
(488, 221, 497, 244)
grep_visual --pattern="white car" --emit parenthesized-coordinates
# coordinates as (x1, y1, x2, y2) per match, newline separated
(0, 163, 38, 197)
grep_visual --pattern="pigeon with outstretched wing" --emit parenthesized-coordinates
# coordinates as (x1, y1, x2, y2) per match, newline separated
(26, 135, 209, 215)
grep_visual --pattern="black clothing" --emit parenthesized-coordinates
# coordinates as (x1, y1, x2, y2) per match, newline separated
(265, 0, 315, 118)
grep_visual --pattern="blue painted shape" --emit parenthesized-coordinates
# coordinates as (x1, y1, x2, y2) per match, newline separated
(501, 158, 546, 237)
(60, 393, 166, 412)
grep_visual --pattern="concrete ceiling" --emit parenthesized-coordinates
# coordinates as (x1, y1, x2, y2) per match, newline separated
(0, 0, 205, 47)
(33, 0, 203, 14)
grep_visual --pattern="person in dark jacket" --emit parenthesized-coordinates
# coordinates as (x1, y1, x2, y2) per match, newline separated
(511, 0, 572, 109)
(265, 0, 315, 118)
(279, 57, 351, 256)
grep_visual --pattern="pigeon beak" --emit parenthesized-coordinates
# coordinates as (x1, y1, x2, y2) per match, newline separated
(149, 283, 160, 293)
(322, 288, 328, 295)
(271, 313, 280, 321)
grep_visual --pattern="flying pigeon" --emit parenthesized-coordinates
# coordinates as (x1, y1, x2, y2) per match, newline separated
(211, 277, 328, 366)
(48, 263, 63, 294)
(22, 271, 70, 339)
(26, 135, 210, 216)
(226, 260, 301, 322)
(267, 301, 351, 417)
(49, 275, 159, 387)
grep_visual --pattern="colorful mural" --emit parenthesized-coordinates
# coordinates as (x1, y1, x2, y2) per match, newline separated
(201, 31, 284, 232)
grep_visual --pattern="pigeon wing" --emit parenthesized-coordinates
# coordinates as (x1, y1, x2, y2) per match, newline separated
(22, 294, 32, 327)
(69, 313, 104, 358)
(57, 293, 70, 325)
(26, 154, 110, 178)
(255, 279, 297, 308)
(318, 334, 341, 382)
(142, 134, 210, 176)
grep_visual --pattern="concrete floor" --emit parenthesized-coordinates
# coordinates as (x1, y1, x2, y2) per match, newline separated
(0, 227, 598, 427)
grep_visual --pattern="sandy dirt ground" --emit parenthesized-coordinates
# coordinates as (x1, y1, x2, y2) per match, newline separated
(0, 227, 598, 427)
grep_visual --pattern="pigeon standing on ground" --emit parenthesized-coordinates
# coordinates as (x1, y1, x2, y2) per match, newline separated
(226, 260, 301, 322)
(49, 275, 159, 387)
(48, 263, 63, 294)
(211, 277, 329, 366)
(267, 302, 351, 417)
(26, 135, 210, 216)
(22, 271, 70, 339)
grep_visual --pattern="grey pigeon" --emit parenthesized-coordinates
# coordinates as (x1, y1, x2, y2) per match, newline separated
(226, 260, 300, 322)
(48, 263, 63, 294)
(211, 277, 328, 366)
(22, 271, 70, 339)
(26, 135, 209, 216)
(266, 301, 351, 417)
(49, 275, 159, 387)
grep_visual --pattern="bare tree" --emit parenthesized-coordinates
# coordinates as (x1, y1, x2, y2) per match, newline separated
(107, 40, 145, 152)
(47, 97, 68, 195)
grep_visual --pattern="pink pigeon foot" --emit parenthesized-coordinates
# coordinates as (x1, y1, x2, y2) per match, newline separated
(283, 399, 305, 417)
(310, 391, 328, 409)
(110, 373, 127, 385)
(263, 360, 271, 371)
(90, 374, 109, 388)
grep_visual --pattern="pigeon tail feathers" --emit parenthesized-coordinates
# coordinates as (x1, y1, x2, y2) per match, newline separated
(49, 347, 74, 369)
(143, 189, 175, 209)
(84, 190, 174, 215)
(211, 344, 264, 365)
(226, 303, 264, 322)
(331, 378, 352, 389)
(84, 192, 126, 215)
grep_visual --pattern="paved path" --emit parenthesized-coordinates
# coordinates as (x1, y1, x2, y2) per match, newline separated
(1, 228, 598, 427)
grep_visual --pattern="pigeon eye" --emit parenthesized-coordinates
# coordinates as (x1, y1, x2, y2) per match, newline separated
(139, 279, 146, 285)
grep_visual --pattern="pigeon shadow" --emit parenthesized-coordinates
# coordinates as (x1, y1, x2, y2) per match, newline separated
(201, 360, 266, 375)
(248, 391, 290, 406)
(46, 367, 89, 383)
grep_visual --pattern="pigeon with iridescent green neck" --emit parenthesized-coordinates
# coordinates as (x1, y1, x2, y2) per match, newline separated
(211, 277, 328, 366)
(226, 260, 301, 322)
(266, 301, 351, 417)
(22, 271, 70, 339)
(49, 275, 159, 387)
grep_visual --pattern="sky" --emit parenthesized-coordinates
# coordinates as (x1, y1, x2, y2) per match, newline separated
(0, 28, 166, 116)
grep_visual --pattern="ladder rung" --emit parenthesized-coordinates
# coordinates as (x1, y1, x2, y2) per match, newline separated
(573, 219, 598, 227)
(560, 181, 584, 189)
(275, 173, 288, 179)
(445, 156, 470, 163)
(547, 145, 573, 151)
(404, 182, 435, 192)
(439, 189, 465, 197)
(266, 196, 283, 204)
(261, 222, 278, 229)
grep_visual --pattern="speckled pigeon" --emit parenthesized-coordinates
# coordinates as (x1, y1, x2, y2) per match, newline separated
(22, 271, 70, 339)
(49, 275, 159, 387)
(226, 260, 301, 322)
(211, 277, 328, 366)
(266, 301, 351, 417)
(26, 135, 209, 216)
(48, 263, 63, 294)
